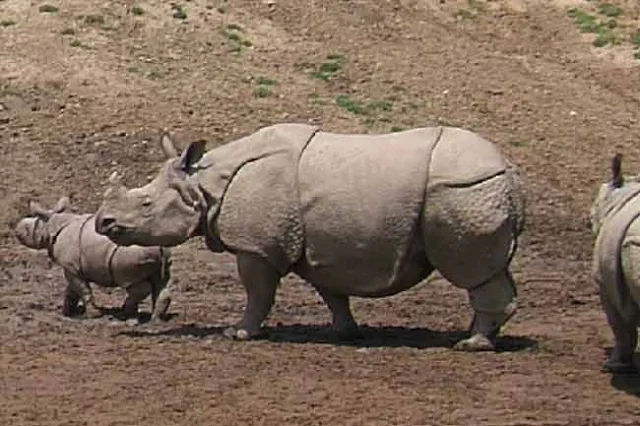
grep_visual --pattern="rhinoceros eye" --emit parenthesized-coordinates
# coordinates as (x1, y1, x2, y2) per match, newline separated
(142, 200, 152, 208)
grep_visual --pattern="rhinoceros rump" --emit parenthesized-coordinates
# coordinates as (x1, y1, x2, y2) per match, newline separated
(13, 196, 172, 321)
(591, 154, 640, 373)
(95, 123, 526, 351)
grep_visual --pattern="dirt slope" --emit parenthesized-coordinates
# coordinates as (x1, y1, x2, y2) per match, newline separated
(2, 0, 640, 425)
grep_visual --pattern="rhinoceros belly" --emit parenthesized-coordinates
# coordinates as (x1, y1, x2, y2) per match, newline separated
(295, 128, 437, 297)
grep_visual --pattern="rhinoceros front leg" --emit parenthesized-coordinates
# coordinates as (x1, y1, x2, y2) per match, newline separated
(453, 270, 517, 352)
(121, 282, 152, 319)
(316, 289, 361, 341)
(223, 252, 280, 341)
(600, 291, 638, 373)
(63, 270, 101, 318)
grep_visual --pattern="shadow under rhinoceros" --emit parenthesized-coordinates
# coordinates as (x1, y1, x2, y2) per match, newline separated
(117, 323, 537, 352)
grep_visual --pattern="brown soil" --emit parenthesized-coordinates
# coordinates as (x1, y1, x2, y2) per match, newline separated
(2, 0, 640, 424)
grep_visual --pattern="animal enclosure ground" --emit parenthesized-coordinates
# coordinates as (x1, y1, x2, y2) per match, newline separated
(2, 0, 640, 424)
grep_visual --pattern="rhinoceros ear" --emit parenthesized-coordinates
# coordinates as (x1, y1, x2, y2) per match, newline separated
(178, 140, 207, 173)
(29, 201, 52, 220)
(160, 132, 179, 159)
(611, 153, 624, 188)
(52, 196, 71, 213)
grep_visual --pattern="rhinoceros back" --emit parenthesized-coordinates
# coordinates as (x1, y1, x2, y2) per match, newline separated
(53, 215, 161, 287)
(294, 127, 439, 296)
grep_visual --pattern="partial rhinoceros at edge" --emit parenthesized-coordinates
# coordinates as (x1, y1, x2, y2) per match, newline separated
(95, 123, 526, 351)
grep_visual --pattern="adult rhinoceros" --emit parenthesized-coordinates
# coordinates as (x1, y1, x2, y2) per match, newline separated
(95, 123, 526, 351)
(591, 154, 640, 373)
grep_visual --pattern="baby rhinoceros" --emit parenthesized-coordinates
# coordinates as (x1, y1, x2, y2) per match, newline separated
(591, 154, 640, 373)
(13, 196, 172, 321)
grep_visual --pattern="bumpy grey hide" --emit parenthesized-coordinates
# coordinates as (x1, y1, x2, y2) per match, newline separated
(591, 177, 640, 371)
(198, 124, 524, 293)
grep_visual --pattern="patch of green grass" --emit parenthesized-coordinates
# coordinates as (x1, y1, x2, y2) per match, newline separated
(631, 31, 640, 48)
(335, 94, 365, 115)
(61, 28, 75, 35)
(391, 125, 406, 133)
(509, 140, 529, 148)
(567, 7, 619, 47)
(171, 4, 187, 20)
(39, 4, 59, 13)
(1, 20, 16, 27)
(313, 54, 346, 81)
(567, 8, 601, 32)
(597, 3, 623, 18)
(131, 6, 144, 16)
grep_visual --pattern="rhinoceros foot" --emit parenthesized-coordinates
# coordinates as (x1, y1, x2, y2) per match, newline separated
(453, 334, 495, 352)
(602, 358, 638, 374)
(223, 325, 266, 341)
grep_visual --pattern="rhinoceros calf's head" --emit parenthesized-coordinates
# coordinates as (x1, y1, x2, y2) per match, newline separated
(95, 133, 207, 248)
(13, 197, 71, 249)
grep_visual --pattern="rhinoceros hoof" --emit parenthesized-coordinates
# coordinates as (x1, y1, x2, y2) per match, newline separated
(602, 359, 638, 374)
(223, 326, 261, 341)
(453, 334, 495, 352)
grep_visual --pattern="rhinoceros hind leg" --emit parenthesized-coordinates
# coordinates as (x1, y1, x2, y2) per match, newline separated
(223, 252, 280, 341)
(600, 293, 638, 373)
(62, 287, 83, 317)
(453, 270, 517, 352)
(316, 289, 361, 341)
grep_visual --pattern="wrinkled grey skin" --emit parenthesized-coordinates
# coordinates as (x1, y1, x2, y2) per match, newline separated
(95, 129, 524, 351)
(13, 196, 172, 321)
(590, 154, 640, 373)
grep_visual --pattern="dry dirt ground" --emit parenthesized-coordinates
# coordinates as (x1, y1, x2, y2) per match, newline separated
(2, 0, 640, 424)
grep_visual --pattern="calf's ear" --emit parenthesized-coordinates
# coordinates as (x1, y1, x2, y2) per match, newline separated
(178, 140, 207, 173)
(29, 201, 52, 220)
(611, 153, 624, 188)
(160, 133, 179, 159)
(53, 196, 71, 213)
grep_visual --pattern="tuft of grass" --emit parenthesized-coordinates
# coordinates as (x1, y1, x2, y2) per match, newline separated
(631, 31, 640, 48)
(335, 94, 365, 115)
(255, 76, 278, 86)
(368, 99, 393, 112)
(391, 125, 406, 133)
(252, 86, 272, 98)
(597, 3, 623, 18)
(171, 4, 187, 20)
(252, 76, 278, 98)
(84, 14, 105, 26)
(567, 8, 601, 32)
(131, 6, 144, 16)
(1, 20, 16, 27)
(222, 24, 251, 54)
(69, 39, 90, 49)
(39, 4, 59, 13)
(313, 54, 346, 81)
(61, 28, 75, 35)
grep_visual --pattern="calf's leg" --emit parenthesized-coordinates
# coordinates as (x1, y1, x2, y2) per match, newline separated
(224, 252, 280, 341)
(122, 281, 152, 319)
(64, 270, 101, 318)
